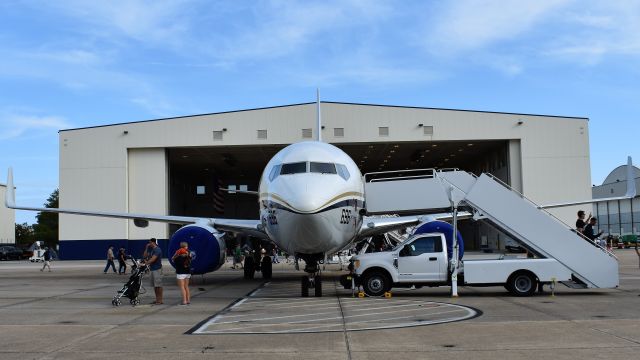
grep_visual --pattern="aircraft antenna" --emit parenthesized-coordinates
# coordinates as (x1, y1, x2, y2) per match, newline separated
(316, 88, 322, 142)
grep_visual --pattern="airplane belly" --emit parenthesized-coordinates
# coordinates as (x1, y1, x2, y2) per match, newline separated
(265, 206, 358, 255)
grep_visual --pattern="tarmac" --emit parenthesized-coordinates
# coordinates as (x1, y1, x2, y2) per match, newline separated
(0, 250, 639, 359)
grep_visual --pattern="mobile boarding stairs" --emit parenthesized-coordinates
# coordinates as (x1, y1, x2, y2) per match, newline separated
(364, 169, 619, 290)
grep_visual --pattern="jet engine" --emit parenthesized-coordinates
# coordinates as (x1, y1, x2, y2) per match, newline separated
(412, 220, 464, 260)
(168, 224, 226, 275)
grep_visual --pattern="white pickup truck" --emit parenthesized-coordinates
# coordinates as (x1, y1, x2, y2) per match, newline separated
(346, 231, 573, 297)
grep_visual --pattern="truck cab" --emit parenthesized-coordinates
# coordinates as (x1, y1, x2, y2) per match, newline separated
(352, 232, 450, 296)
(349, 226, 573, 297)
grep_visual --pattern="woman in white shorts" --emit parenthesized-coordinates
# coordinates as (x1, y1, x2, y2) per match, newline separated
(172, 242, 192, 305)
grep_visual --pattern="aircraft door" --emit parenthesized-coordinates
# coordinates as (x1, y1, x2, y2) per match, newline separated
(397, 235, 445, 282)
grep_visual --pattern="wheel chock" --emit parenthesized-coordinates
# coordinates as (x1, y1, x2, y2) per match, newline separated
(358, 291, 365, 298)
(384, 291, 392, 298)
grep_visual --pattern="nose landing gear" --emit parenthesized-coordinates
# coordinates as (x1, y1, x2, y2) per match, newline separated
(299, 253, 324, 297)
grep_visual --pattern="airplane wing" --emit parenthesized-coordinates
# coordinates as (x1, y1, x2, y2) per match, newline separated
(357, 212, 472, 239)
(5, 168, 267, 238)
(540, 156, 636, 209)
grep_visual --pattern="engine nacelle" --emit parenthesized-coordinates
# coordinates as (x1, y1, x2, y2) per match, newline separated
(168, 224, 226, 275)
(412, 220, 464, 260)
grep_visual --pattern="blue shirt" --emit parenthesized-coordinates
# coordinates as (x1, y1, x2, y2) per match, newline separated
(148, 246, 162, 271)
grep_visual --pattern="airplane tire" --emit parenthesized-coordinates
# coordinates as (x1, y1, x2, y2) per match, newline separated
(244, 257, 255, 279)
(261, 257, 272, 279)
(314, 275, 322, 297)
(301, 276, 309, 297)
(507, 271, 537, 297)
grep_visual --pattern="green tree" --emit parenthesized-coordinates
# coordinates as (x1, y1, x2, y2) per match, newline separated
(15, 222, 34, 245)
(33, 189, 59, 247)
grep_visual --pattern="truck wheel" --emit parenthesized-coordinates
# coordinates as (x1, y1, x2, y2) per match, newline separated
(362, 271, 389, 297)
(507, 272, 537, 297)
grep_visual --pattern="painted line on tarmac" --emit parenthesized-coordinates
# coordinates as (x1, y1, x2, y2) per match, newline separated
(186, 281, 267, 335)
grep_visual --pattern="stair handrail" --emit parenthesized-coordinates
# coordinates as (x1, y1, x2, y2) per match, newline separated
(484, 173, 617, 259)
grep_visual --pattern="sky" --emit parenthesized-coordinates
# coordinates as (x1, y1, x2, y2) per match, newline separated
(1, 0, 639, 224)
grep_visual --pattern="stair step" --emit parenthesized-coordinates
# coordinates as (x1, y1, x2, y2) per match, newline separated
(560, 281, 588, 289)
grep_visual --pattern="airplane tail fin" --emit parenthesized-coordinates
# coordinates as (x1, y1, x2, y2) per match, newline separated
(625, 156, 636, 198)
(5, 168, 15, 208)
(316, 88, 322, 142)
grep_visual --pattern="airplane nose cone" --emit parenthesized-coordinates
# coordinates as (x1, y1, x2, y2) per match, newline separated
(278, 175, 336, 213)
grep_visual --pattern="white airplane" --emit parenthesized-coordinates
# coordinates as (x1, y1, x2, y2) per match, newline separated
(5, 94, 427, 296)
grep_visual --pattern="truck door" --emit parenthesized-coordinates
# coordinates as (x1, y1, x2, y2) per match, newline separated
(397, 234, 445, 282)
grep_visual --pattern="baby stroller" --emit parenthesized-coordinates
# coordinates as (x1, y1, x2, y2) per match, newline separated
(112, 257, 149, 306)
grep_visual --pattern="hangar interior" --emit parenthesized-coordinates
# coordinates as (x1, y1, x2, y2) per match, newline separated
(167, 140, 514, 251)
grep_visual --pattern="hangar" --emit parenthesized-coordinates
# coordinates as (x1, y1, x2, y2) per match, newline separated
(58, 101, 592, 259)
(592, 164, 640, 236)
(1, 184, 16, 244)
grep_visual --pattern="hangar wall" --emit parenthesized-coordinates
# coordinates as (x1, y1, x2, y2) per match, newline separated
(0, 184, 16, 244)
(58, 102, 591, 259)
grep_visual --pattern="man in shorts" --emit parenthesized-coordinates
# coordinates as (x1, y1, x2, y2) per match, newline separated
(141, 238, 163, 305)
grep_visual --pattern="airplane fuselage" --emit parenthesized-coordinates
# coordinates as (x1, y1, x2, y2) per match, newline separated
(258, 142, 364, 256)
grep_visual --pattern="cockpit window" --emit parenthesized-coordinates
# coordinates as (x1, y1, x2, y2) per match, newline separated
(310, 162, 336, 174)
(336, 164, 350, 181)
(269, 164, 282, 181)
(280, 162, 307, 175)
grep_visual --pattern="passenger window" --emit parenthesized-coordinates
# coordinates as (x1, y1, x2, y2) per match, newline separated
(407, 236, 442, 256)
(336, 164, 351, 180)
(280, 162, 307, 175)
(268, 164, 282, 181)
(310, 162, 337, 174)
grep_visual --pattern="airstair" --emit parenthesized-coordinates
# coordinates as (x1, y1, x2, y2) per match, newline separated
(364, 169, 619, 289)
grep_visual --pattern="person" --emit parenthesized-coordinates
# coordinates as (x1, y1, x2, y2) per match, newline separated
(232, 245, 243, 269)
(583, 217, 603, 242)
(172, 242, 192, 305)
(40, 247, 52, 272)
(117, 247, 127, 275)
(103, 245, 117, 274)
(575, 210, 592, 233)
(141, 238, 163, 305)
(271, 247, 280, 264)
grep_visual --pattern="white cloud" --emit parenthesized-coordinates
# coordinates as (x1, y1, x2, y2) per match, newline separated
(0, 114, 71, 140)
(425, 0, 571, 54)
(545, 2, 640, 64)
(215, 0, 393, 61)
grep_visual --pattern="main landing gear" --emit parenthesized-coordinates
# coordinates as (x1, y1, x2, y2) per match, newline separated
(299, 253, 323, 297)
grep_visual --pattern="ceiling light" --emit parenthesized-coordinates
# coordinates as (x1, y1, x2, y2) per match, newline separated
(420, 155, 424, 158)
(444, 158, 449, 162)
(458, 149, 463, 152)
(182, 155, 189, 158)
(393, 145, 399, 148)
(425, 149, 430, 153)
(386, 155, 391, 158)
(450, 154, 455, 157)
(390, 150, 395, 153)
(467, 143, 474, 146)
(432, 144, 438, 147)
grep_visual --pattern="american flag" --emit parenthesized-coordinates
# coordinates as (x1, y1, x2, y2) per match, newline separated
(213, 178, 225, 214)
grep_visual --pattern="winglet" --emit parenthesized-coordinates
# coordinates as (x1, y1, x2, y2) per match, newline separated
(5, 168, 15, 208)
(625, 156, 636, 198)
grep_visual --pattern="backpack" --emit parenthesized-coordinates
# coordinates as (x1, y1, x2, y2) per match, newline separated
(174, 254, 190, 269)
